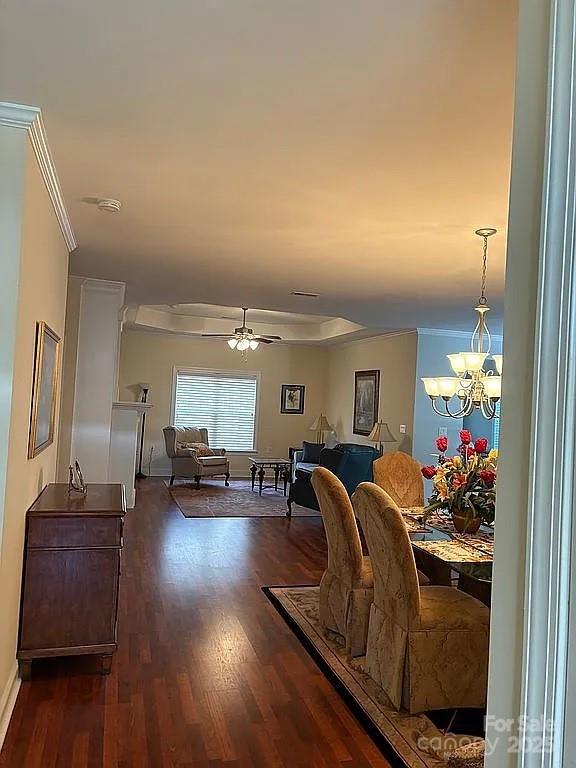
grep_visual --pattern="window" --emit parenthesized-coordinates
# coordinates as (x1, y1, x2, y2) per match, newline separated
(173, 368, 258, 451)
(492, 400, 501, 451)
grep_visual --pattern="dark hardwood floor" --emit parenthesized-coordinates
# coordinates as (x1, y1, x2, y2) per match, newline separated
(0, 479, 390, 768)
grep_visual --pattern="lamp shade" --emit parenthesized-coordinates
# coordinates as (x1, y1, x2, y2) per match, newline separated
(368, 421, 396, 444)
(309, 413, 332, 432)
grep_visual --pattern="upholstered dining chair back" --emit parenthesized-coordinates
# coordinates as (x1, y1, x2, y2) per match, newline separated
(311, 467, 364, 587)
(352, 482, 420, 625)
(372, 451, 424, 508)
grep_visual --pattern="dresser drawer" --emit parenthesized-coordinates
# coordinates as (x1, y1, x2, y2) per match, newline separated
(27, 516, 122, 549)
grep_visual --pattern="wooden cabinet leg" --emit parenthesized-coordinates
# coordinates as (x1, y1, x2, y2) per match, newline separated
(18, 659, 32, 681)
(100, 654, 113, 675)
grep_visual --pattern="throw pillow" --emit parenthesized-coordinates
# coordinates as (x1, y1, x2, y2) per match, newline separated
(179, 442, 215, 457)
(301, 441, 324, 464)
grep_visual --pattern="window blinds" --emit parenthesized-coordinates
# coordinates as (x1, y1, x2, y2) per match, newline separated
(173, 369, 258, 451)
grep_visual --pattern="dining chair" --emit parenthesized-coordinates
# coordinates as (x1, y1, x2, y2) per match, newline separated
(372, 451, 424, 508)
(310, 467, 374, 657)
(352, 482, 490, 714)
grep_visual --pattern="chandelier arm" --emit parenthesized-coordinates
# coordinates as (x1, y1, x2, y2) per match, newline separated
(480, 398, 498, 420)
(443, 397, 471, 419)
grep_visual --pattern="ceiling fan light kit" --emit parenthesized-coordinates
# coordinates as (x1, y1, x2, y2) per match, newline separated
(202, 308, 282, 355)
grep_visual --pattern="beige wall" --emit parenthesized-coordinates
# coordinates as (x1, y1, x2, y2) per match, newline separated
(325, 332, 418, 452)
(0, 141, 69, 702)
(118, 329, 329, 475)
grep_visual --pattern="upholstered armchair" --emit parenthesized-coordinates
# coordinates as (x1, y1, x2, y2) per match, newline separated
(353, 482, 490, 714)
(372, 451, 424, 508)
(311, 467, 374, 658)
(163, 426, 230, 489)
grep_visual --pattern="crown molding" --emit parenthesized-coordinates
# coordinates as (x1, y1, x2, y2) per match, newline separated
(417, 327, 504, 343)
(0, 102, 76, 252)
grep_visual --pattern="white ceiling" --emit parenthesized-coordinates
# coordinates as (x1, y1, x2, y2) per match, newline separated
(0, 0, 517, 330)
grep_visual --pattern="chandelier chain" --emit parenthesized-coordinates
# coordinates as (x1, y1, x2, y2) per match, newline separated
(479, 234, 488, 305)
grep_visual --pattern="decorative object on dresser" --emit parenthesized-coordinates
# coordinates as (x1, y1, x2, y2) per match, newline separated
(17, 483, 126, 680)
(367, 420, 396, 454)
(67, 460, 87, 495)
(309, 412, 333, 443)
(28, 321, 60, 458)
(353, 370, 380, 436)
(280, 384, 305, 414)
(135, 382, 151, 479)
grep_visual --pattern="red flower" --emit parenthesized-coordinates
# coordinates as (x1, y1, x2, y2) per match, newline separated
(452, 473, 467, 489)
(459, 444, 476, 458)
(474, 437, 488, 454)
(459, 429, 472, 445)
(421, 465, 436, 480)
(436, 436, 448, 453)
(480, 469, 496, 487)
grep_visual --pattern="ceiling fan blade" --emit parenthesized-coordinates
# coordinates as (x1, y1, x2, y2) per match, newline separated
(254, 337, 275, 344)
(255, 335, 282, 340)
(201, 333, 236, 338)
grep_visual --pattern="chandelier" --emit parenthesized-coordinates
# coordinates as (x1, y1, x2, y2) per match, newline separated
(422, 228, 502, 419)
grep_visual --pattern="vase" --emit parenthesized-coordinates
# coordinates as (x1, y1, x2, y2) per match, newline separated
(451, 509, 482, 534)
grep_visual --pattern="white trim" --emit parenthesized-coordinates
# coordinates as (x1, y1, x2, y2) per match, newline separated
(417, 327, 504, 343)
(0, 663, 20, 751)
(0, 102, 76, 252)
(514, 1, 576, 765)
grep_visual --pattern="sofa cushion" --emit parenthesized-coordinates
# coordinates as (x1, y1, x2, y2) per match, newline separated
(301, 441, 324, 464)
(296, 461, 318, 477)
(197, 455, 228, 467)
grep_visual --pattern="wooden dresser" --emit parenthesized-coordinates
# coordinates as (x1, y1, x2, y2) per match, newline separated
(17, 483, 126, 680)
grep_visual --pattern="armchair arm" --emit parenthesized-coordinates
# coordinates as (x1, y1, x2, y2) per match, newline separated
(217, 448, 226, 456)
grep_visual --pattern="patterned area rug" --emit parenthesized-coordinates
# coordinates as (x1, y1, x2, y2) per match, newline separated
(166, 478, 319, 518)
(265, 585, 484, 768)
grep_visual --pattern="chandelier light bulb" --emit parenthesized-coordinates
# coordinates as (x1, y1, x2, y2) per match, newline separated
(237, 338, 250, 351)
(248, 340, 259, 350)
(481, 375, 502, 399)
(447, 353, 467, 375)
(228, 338, 238, 349)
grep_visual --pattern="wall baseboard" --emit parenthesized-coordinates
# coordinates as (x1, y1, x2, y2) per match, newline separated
(0, 663, 20, 751)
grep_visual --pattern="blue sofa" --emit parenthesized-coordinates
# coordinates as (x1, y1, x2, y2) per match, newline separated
(287, 443, 379, 516)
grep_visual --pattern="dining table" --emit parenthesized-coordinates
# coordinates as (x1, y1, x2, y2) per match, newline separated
(399, 507, 494, 605)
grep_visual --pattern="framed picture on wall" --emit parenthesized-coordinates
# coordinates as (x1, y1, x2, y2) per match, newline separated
(280, 384, 305, 414)
(353, 370, 380, 436)
(28, 321, 61, 458)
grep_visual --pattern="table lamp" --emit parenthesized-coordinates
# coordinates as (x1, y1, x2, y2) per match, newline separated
(309, 413, 333, 444)
(368, 420, 396, 454)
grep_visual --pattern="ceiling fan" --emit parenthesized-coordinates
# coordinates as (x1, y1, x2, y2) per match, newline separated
(202, 307, 282, 351)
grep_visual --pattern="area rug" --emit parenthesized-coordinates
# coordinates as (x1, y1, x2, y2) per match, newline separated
(166, 478, 319, 518)
(264, 585, 484, 768)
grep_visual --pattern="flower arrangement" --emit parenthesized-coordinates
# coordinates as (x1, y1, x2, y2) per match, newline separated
(421, 429, 498, 531)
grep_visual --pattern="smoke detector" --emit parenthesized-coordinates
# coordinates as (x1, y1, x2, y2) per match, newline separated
(97, 198, 122, 213)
